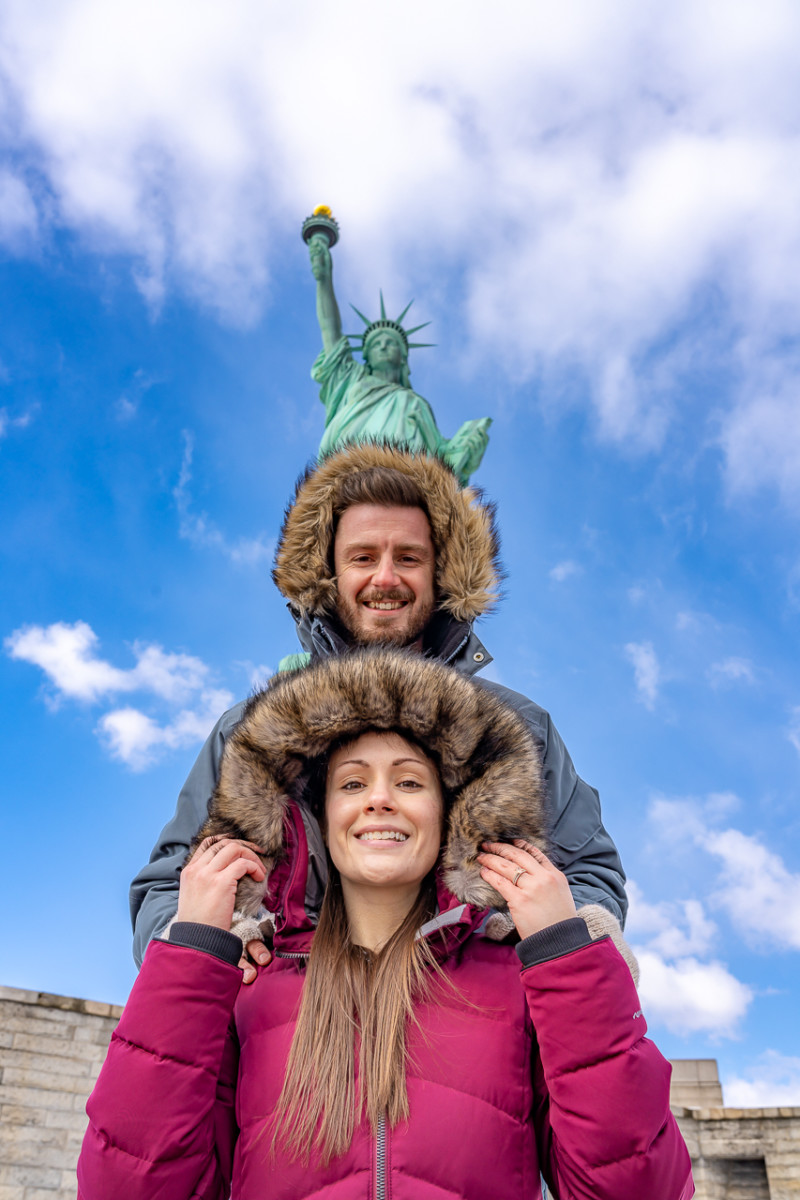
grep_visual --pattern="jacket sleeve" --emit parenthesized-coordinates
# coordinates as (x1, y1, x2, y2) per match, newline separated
(129, 701, 246, 967)
(476, 680, 628, 926)
(525, 937, 694, 1200)
(77, 939, 242, 1200)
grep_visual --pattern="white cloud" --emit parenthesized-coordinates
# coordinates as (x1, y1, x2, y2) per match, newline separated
(636, 950, 752, 1038)
(98, 687, 232, 770)
(720, 367, 800, 507)
(175, 432, 274, 566)
(1, 0, 800, 491)
(549, 560, 581, 583)
(0, 168, 38, 246)
(5, 620, 209, 704)
(706, 827, 800, 952)
(624, 640, 660, 709)
(648, 795, 800, 952)
(237, 660, 274, 691)
(115, 368, 160, 420)
(626, 882, 717, 960)
(6, 619, 233, 768)
(0, 405, 36, 440)
(626, 880, 752, 1037)
(707, 656, 756, 688)
(725, 1051, 800, 1108)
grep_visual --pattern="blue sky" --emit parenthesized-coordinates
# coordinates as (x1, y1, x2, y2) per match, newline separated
(2, 0, 800, 1107)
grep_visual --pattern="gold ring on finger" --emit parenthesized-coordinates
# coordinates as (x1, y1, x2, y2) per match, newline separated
(512, 867, 526, 887)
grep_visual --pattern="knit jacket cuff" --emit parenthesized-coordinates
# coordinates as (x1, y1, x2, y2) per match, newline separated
(516, 916, 593, 970)
(155, 922, 244, 967)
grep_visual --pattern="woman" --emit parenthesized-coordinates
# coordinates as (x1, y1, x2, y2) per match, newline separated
(78, 648, 693, 1200)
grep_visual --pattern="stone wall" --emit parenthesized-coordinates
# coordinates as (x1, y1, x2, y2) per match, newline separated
(674, 1105, 800, 1199)
(0, 985, 122, 1200)
(670, 1059, 800, 1199)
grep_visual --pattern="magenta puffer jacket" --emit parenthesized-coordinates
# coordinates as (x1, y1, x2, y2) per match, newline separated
(79, 650, 693, 1199)
(78, 860, 692, 1197)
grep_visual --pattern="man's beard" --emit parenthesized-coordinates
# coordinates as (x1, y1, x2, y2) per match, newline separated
(336, 587, 434, 647)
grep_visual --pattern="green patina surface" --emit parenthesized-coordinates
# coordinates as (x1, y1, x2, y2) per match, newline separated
(305, 216, 490, 485)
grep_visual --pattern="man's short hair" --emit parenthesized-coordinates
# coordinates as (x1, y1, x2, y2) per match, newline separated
(330, 466, 434, 557)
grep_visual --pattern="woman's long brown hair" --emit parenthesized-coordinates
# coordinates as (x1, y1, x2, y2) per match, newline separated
(271, 869, 441, 1163)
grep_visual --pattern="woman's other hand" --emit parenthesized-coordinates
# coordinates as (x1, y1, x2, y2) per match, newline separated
(176, 837, 266, 932)
(477, 840, 577, 939)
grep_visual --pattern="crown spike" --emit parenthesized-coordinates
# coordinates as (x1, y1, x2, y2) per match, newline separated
(405, 321, 431, 335)
(379, 290, 387, 320)
(395, 300, 414, 324)
(407, 342, 436, 349)
(349, 303, 372, 327)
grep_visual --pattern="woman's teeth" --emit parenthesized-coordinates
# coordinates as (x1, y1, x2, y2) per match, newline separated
(357, 831, 408, 841)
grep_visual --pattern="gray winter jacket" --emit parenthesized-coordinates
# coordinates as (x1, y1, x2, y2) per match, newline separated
(131, 443, 627, 965)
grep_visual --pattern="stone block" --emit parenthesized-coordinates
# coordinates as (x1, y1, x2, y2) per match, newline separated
(0, 1084, 75, 1112)
(0, 1048, 92, 1079)
(72, 1024, 116, 1047)
(25, 1191, 77, 1200)
(2, 1065, 92, 1093)
(0, 988, 39, 1006)
(0, 1163, 61, 1189)
(44, 1109, 89, 1133)
(12, 1030, 106, 1060)
(60, 1167, 80, 1192)
(0, 1103, 47, 1127)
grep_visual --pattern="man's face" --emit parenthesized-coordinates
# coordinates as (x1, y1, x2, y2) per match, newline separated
(333, 504, 435, 646)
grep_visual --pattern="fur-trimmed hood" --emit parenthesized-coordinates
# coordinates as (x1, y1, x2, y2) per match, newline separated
(196, 648, 546, 938)
(272, 443, 502, 624)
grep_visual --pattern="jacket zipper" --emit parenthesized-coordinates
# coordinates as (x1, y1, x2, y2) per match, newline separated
(375, 1113, 387, 1200)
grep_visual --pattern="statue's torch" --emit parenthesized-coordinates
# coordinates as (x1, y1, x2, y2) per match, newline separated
(302, 205, 339, 248)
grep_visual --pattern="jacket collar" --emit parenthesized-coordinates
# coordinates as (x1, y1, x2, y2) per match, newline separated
(290, 605, 493, 679)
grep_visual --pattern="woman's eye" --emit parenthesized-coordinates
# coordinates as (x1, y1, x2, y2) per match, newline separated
(398, 779, 422, 790)
(341, 780, 364, 791)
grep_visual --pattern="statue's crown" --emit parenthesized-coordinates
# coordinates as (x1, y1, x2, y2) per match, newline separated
(349, 291, 434, 355)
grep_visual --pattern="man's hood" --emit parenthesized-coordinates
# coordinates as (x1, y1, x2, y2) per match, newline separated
(272, 443, 502, 624)
(198, 648, 546, 938)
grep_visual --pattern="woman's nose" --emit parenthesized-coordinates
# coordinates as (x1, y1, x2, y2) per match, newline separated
(364, 783, 395, 811)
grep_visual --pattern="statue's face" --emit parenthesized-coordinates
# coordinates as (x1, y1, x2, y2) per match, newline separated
(364, 329, 406, 372)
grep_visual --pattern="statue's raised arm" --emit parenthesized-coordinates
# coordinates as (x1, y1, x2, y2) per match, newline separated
(302, 207, 491, 486)
(308, 233, 342, 355)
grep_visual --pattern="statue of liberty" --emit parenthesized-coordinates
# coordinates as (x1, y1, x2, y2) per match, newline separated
(303, 207, 490, 485)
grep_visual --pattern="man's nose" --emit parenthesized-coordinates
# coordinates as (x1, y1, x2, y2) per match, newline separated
(372, 552, 400, 588)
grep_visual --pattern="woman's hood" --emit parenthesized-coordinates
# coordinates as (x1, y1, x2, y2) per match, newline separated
(198, 648, 547, 929)
(271, 442, 502, 624)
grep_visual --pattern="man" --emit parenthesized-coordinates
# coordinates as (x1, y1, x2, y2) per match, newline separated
(131, 442, 627, 978)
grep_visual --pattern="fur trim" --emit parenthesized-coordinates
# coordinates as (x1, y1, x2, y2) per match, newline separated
(196, 648, 547, 918)
(272, 443, 502, 623)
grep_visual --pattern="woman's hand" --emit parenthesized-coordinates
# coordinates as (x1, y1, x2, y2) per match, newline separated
(478, 840, 577, 939)
(177, 836, 266, 932)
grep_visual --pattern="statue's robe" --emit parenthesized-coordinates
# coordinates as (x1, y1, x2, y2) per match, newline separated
(313, 337, 488, 486)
